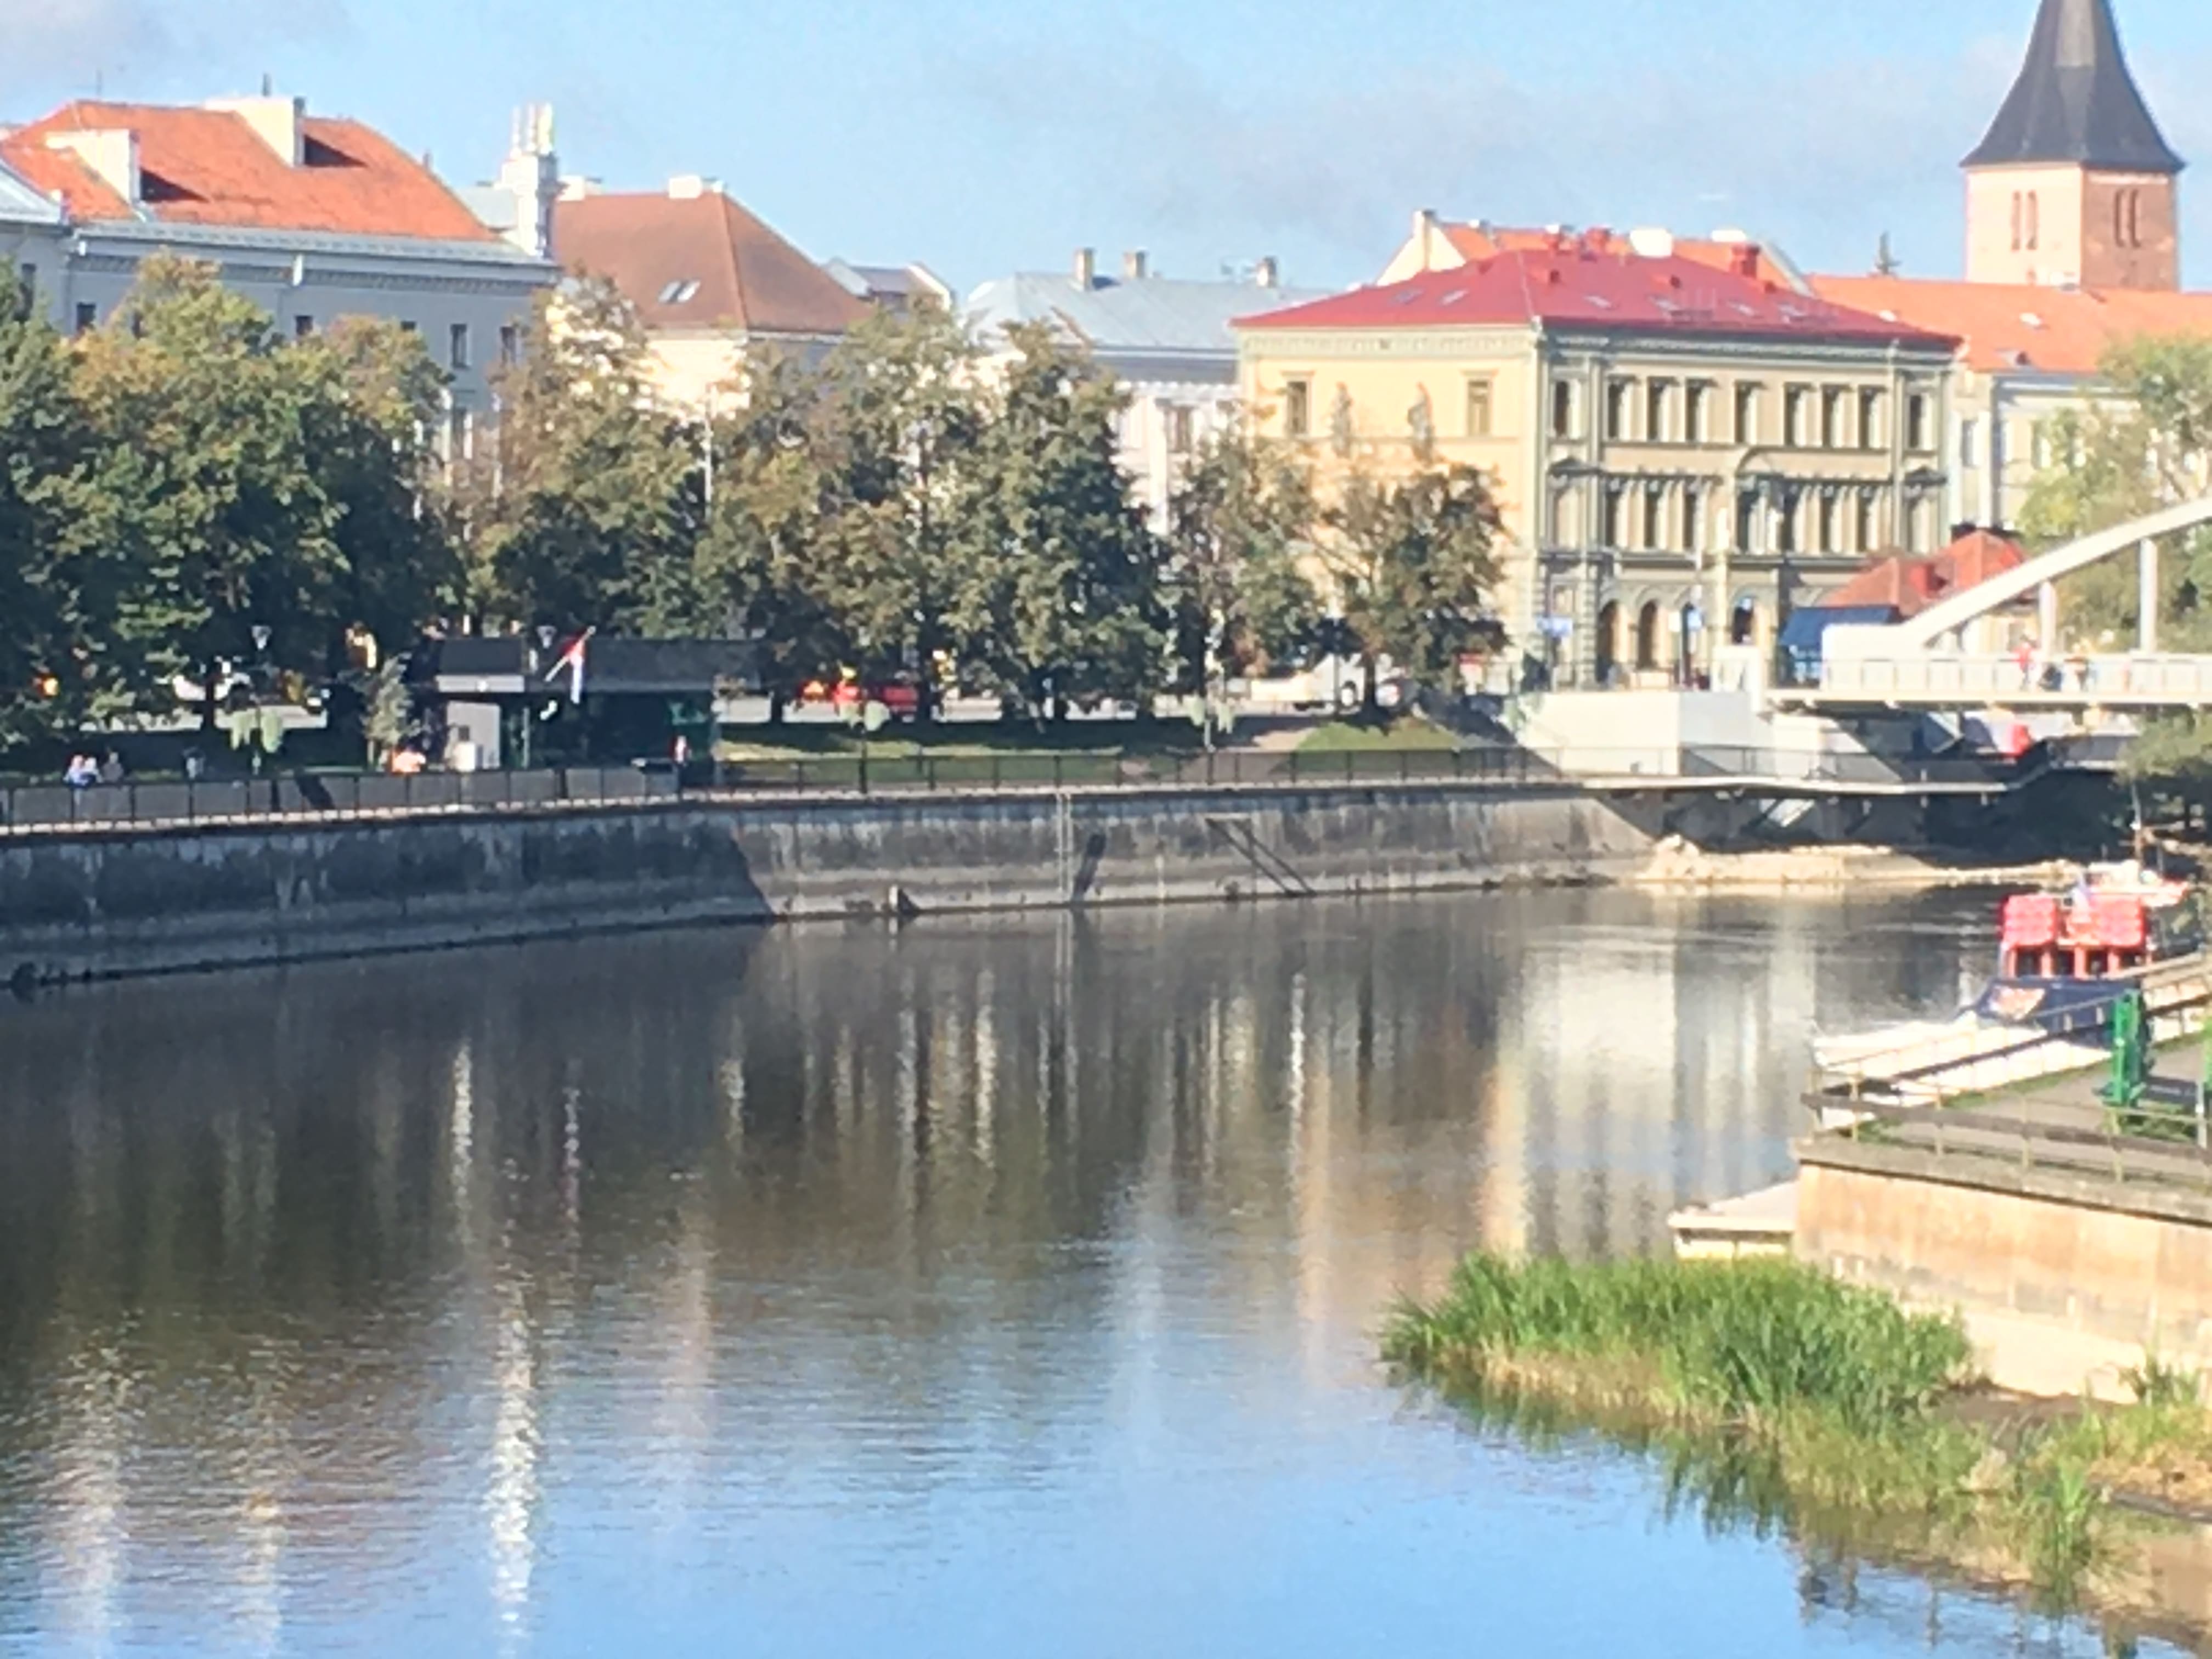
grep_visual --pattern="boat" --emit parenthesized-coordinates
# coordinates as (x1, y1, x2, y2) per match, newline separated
(1810, 864, 2203, 1110)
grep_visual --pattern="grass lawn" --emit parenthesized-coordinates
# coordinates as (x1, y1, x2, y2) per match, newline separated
(1297, 715, 1460, 754)
(717, 715, 1208, 764)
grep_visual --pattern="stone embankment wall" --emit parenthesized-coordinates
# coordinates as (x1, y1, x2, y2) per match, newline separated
(0, 784, 1667, 983)
(1797, 1139, 2212, 1378)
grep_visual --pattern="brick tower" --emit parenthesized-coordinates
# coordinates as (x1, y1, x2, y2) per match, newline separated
(1963, 0, 2182, 290)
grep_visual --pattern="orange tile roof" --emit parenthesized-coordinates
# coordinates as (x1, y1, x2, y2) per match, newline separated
(1823, 530, 2027, 617)
(1808, 274, 2212, 375)
(1440, 223, 1799, 289)
(0, 100, 497, 242)
(553, 190, 868, 337)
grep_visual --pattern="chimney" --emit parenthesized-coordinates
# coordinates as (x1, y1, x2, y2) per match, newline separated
(1124, 249, 1148, 282)
(668, 174, 717, 200)
(1729, 242, 1762, 279)
(44, 128, 139, 205)
(1413, 206, 1441, 269)
(1073, 247, 1096, 289)
(206, 94, 305, 166)
(1254, 256, 1279, 290)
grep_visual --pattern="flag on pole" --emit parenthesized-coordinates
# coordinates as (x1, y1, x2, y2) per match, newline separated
(546, 629, 592, 705)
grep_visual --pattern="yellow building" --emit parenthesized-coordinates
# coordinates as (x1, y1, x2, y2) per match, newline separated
(1234, 230, 1957, 687)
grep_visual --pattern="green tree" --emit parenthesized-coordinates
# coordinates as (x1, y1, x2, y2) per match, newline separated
(2021, 334, 2212, 652)
(467, 278, 703, 634)
(952, 323, 1166, 719)
(70, 256, 347, 725)
(1163, 419, 1323, 696)
(1325, 460, 1505, 707)
(696, 351, 851, 716)
(2022, 335, 2212, 787)
(810, 306, 984, 714)
(0, 264, 91, 747)
(304, 317, 461, 652)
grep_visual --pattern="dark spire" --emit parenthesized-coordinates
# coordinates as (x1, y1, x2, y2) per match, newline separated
(1965, 0, 2181, 173)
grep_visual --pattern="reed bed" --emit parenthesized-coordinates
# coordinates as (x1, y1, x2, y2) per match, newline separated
(1385, 1254, 2212, 1626)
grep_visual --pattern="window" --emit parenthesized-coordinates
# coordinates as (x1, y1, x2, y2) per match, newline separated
(74, 301, 97, 336)
(449, 323, 471, 371)
(2025, 191, 2040, 251)
(2115, 188, 2143, 250)
(1682, 484, 1703, 552)
(1775, 490, 1799, 555)
(1820, 387, 1845, 449)
(499, 324, 520, 366)
(14, 263, 34, 318)
(1601, 483, 1625, 548)
(1643, 481, 1667, 549)
(1685, 381, 1711, 443)
(1283, 379, 1311, 438)
(1464, 377, 1493, 438)
(1646, 380, 1672, 443)
(1784, 386, 1809, 448)
(1605, 378, 1632, 441)
(1858, 387, 1883, 450)
(399, 320, 418, 335)
(1165, 404, 1194, 456)
(2011, 190, 2023, 253)
(1550, 379, 1576, 439)
(1905, 392, 1932, 453)
(1818, 492, 1840, 554)
(1734, 383, 1760, 445)
(1960, 417, 1980, 469)
(2032, 422, 2054, 470)
(1735, 490, 1760, 552)
(294, 313, 315, 338)
(1856, 491, 1879, 551)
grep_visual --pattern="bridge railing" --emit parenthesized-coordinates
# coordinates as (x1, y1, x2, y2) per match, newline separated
(0, 741, 2061, 834)
(1813, 652, 2212, 704)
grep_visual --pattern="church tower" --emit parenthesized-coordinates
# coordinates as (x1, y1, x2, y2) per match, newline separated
(1963, 0, 2181, 290)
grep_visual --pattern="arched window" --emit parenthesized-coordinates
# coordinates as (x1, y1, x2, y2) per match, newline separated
(1730, 599, 1758, 647)
(2025, 191, 2040, 251)
(1635, 602, 1661, 672)
(2010, 191, 2023, 252)
(1595, 601, 1621, 684)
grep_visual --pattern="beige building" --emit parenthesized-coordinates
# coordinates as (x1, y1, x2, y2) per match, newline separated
(1234, 233, 1956, 688)
(551, 176, 868, 408)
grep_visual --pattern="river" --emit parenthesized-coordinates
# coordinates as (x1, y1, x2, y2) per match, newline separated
(0, 890, 2165, 1656)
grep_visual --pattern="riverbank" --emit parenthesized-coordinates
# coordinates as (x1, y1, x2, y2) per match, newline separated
(1632, 836, 2069, 893)
(1387, 1252, 2212, 1639)
(0, 781, 1673, 985)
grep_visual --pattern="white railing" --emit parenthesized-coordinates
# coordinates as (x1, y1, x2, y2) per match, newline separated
(1808, 653, 2212, 706)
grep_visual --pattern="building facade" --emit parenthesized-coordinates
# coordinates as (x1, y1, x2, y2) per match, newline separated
(0, 158, 65, 293)
(0, 96, 556, 455)
(551, 178, 868, 408)
(964, 250, 1326, 526)
(1235, 234, 1956, 687)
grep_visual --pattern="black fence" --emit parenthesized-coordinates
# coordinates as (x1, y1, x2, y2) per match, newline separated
(0, 742, 2069, 833)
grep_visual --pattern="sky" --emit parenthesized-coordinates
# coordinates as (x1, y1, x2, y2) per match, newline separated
(7, 0, 2212, 296)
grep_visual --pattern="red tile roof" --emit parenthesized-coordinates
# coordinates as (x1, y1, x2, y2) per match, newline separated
(1439, 223, 1799, 289)
(0, 100, 497, 242)
(552, 189, 868, 336)
(1824, 530, 2028, 616)
(1240, 240, 1956, 348)
(1808, 273, 2212, 376)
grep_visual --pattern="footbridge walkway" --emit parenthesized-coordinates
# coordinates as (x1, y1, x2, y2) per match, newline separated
(1780, 496, 2212, 715)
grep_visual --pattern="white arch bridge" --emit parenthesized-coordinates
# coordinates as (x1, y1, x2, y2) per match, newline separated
(1778, 496, 2212, 713)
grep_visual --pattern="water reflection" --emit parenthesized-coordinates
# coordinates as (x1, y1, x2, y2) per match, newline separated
(0, 889, 2135, 1656)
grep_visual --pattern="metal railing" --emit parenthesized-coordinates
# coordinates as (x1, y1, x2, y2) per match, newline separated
(0, 740, 2070, 834)
(1808, 652, 2212, 707)
(1817, 1093, 2212, 1191)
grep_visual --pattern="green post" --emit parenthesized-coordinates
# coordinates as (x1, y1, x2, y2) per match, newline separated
(2103, 990, 2149, 1126)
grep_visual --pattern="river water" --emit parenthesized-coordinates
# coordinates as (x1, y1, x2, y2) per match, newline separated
(0, 891, 2166, 1656)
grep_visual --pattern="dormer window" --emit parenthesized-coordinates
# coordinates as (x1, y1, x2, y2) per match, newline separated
(657, 279, 702, 305)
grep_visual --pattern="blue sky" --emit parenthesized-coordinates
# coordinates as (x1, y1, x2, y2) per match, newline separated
(9, 0, 2212, 294)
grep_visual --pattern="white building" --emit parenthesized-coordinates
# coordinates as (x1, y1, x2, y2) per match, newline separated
(963, 250, 1328, 524)
(0, 95, 556, 454)
(0, 157, 65, 295)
